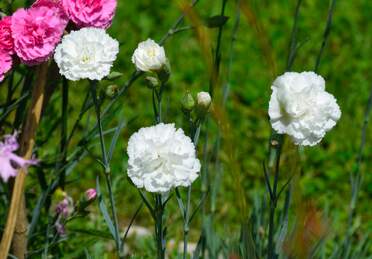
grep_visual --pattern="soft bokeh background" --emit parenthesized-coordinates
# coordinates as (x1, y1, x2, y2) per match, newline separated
(0, 0, 371, 257)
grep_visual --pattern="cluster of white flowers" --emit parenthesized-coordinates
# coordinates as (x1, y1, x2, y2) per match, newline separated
(269, 71, 341, 146)
(54, 28, 119, 81)
(52, 27, 342, 191)
(127, 123, 200, 193)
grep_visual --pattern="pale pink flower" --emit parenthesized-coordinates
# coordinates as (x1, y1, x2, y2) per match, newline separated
(55, 198, 69, 217)
(62, 0, 117, 29)
(0, 132, 38, 182)
(85, 188, 97, 201)
(0, 51, 12, 82)
(53, 191, 73, 235)
(11, 0, 68, 65)
(55, 195, 74, 216)
(55, 221, 66, 235)
(0, 16, 14, 55)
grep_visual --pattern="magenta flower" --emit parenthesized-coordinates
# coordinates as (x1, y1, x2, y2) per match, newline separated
(0, 16, 14, 82)
(62, 0, 117, 29)
(0, 132, 38, 182)
(0, 16, 14, 55)
(85, 188, 97, 201)
(11, 0, 68, 65)
(0, 51, 12, 82)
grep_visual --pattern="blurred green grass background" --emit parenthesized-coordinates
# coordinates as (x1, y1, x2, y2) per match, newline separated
(1, 0, 371, 257)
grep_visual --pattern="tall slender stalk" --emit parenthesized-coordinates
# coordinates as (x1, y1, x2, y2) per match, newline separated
(160, 0, 200, 44)
(148, 81, 168, 258)
(199, 0, 228, 255)
(314, 0, 336, 73)
(342, 85, 372, 257)
(90, 81, 121, 257)
(180, 121, 201, 258)
(155, 194, 166, 259)
(266, 0, 336, 257)
(182, 185, 192, 258)
(266, 0, 303, 257)
(267, 139, 282, 259)
(286, 0, 303, 71)
(209, 0, 228, 97)
(0, 63, 49, 259)
(58, 78, 68, 189)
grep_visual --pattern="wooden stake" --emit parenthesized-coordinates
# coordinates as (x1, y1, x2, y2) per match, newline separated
(0, 63, 48, 259)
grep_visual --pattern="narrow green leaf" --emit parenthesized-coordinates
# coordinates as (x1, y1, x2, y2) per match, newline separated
(96, 175, 116, 240)
(204, 15, 229, 28)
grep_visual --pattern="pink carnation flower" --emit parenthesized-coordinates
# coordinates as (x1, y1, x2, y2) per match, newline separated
(33, 0, 64, 9)
(62, 0, 117, 29)
(0, 51, 12, 82)
(11, 0, 68, 65)
(0, 16, 14, 55)
(0, 132, 38, 182)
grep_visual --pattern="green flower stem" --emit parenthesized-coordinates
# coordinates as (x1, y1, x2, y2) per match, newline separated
(181, 121, 202, 259)
(150, 77, 167, 258)
(58, 78, 68, 189)
(342, 85, 372, 257)
(90, 81, 121, 257)
(266, 0, 335, 257)
(182, 185, 192, 259)
(155, 194, 166, 259)
(266, 0, 303, 257)
(314, 0, 336, 73)
(267, 136, 283, 259)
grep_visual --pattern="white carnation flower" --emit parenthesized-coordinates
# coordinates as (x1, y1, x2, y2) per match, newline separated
(131, 39, 167, 72)
(54, 28, 119, 81)
(269, 71, 341, 146)
(127, 123, 200, 193)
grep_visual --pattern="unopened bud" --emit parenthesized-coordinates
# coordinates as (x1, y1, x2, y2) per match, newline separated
(85, 188, 97, 201)
(156, 61, 171, 84)
(105, 85, 119, 97)
(106, 71, 123, 81)
(181, 92, 195, 113)
(197, 91, 212, 113)
(55, 188, 67, 201)
(145, 76, 160, 88)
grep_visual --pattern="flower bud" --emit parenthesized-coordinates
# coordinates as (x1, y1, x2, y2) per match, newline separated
(106, 71, 123, 81)
(55, 188, 67, 201)
(196, 91, 212, 115)
(85, 188, 97, 201)
(157, 61, 171, 84)
(181, 91, 195, 113)
(145, 76, 160, 88)
(105, 84, 119, 97)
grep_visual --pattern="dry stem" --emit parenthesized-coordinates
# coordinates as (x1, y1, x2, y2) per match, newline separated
(0, 63, 49, 259)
